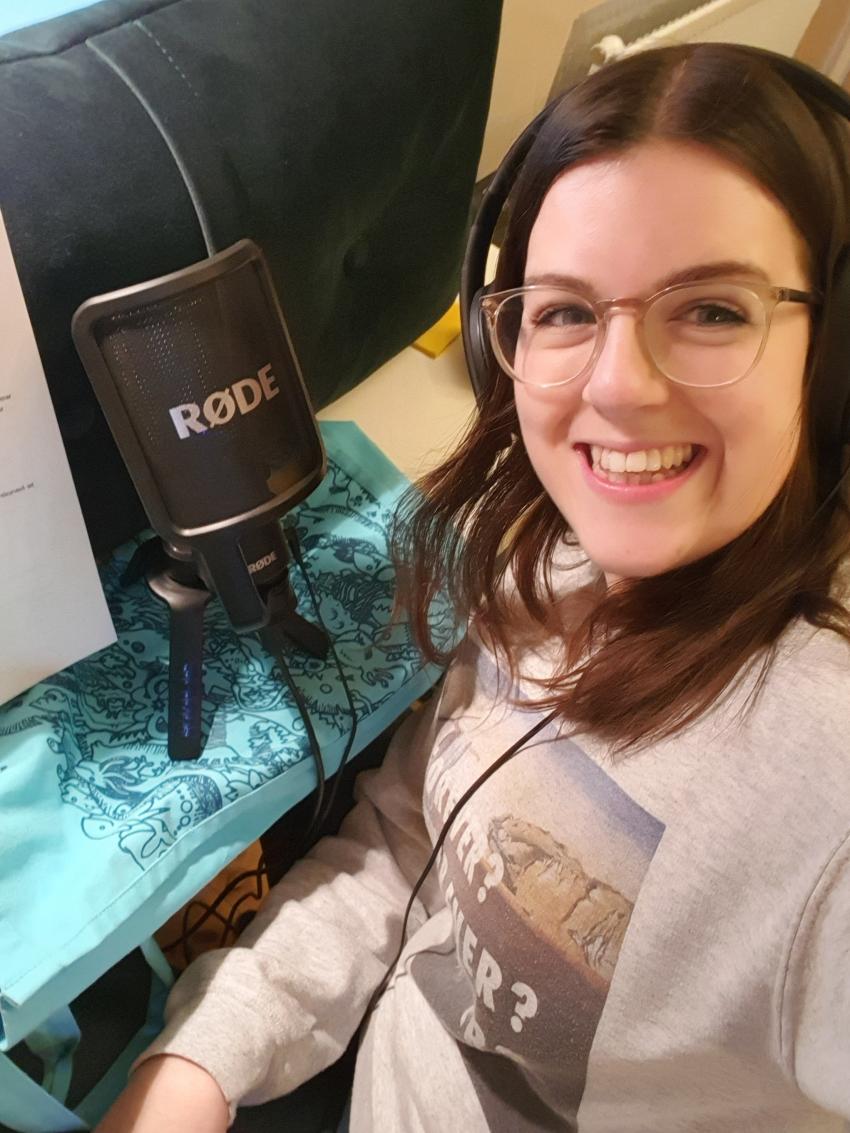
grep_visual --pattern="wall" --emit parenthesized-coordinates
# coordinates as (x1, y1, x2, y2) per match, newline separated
(477, 0, 598, 178)
(478, 0, 847, 178)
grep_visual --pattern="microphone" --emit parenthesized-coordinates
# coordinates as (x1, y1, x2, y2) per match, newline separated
(72, 239, 328, 760)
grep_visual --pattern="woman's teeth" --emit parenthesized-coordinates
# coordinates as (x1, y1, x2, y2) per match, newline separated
(589, 444, 696, 484)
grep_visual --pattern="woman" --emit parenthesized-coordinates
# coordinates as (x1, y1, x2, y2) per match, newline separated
(98, 43, 850, 1132)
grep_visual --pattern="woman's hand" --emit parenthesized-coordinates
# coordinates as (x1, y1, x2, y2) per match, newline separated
(94, 1054, 230, 1133)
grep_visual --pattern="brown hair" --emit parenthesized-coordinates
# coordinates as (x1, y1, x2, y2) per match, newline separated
(394, 43, 850, 753)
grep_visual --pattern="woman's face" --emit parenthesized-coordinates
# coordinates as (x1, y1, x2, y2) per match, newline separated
(513, 141, 812, 582)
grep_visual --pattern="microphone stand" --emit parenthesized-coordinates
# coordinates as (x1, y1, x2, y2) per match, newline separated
(122, 524, 328, 760)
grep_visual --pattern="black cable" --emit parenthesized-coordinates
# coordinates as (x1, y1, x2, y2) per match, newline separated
(161, 858, 268, 965)
(169, 516, 359, 952)
(283, 519, 359, 853)
(178, 900, 230, 967)
(260, 622, 328, 850)
(218, 885, 266, 944)
(365, 707, 560, 1018)
(168, 515, 384, 956)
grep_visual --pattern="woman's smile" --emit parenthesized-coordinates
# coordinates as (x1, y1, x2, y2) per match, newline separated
(577, 442, 703, 485)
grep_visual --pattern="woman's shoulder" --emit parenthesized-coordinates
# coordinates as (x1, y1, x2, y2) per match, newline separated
(730, 617, 850, 753)
(774, 615, 850, 683)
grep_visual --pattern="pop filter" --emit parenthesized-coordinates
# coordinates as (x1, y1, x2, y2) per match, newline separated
(72, 239, 328, 759)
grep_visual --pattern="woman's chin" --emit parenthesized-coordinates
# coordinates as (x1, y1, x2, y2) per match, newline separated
(581, 542, 693, 584)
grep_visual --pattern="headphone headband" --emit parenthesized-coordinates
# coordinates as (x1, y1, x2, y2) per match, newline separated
(755, 48, 850, 119)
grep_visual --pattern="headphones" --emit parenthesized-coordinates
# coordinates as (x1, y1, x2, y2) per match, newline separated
(459, 45, 850, 467)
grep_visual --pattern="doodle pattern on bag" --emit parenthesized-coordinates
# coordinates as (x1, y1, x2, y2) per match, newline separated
(0, 456, 454, 868)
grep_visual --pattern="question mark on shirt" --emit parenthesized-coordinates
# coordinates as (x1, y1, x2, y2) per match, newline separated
(477, 850, 505, 903)
(510, 982, 539, 1033)
(460, 1005, 486, 1050)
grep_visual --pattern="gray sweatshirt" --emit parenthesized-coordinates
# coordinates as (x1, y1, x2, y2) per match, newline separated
(140, 618, 850, 1131)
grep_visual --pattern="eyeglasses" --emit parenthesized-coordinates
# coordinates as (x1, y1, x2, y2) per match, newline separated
(480, 279, 819, 389)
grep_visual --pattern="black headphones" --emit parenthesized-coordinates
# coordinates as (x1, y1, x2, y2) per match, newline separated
(460, 45, 850, 466)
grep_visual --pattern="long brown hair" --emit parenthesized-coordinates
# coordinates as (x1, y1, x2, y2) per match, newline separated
(394, 43, 850, 753)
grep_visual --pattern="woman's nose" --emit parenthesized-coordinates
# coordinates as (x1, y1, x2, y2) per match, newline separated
(581, 312, 670, 413)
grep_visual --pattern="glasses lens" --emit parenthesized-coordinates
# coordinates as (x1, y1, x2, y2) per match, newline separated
(645, 283, 766, 386)
(492, 289, 598, 385)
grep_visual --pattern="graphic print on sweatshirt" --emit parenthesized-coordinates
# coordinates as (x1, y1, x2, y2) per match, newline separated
(407, 642, 665, 1131)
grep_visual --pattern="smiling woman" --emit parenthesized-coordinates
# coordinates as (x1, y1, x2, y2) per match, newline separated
(398, 43, 850, 751)
(97, 43, 850, 1133)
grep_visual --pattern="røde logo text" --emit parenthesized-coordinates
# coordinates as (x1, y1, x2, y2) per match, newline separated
(169, 364, 278, 439)
(247, 552, 277, 574)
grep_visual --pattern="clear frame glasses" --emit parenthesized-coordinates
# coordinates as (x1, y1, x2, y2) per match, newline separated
(480, 279, 819, 390)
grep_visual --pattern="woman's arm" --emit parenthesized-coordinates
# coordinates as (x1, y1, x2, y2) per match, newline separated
(780, 831, 850, 1118)
(116, 696, 445, 1124)
(94, 1055, 229, 1133)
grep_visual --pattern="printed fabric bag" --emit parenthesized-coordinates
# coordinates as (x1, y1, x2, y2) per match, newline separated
(0, 422, 452, 1131)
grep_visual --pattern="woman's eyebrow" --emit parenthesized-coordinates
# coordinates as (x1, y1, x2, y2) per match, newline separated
(658, 261, 772, 288)
(523, 261, 772, 294)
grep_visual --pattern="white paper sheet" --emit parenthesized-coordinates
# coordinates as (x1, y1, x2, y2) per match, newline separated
(0, 210, 115, 704)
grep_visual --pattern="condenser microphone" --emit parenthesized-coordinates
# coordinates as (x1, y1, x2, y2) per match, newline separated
(72, 239, 328, 759)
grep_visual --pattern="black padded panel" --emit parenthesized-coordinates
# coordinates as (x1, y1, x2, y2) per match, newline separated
(0, 0, 502, 553)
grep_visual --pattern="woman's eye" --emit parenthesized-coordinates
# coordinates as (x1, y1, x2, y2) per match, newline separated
(534, 304, 596, 328)
(680, 302, 748, 327)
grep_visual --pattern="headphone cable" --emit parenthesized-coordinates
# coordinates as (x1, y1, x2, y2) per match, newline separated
(259, 621, 328, 849)
(365, 707, 560, 1018)
(281, 518, 360, 853)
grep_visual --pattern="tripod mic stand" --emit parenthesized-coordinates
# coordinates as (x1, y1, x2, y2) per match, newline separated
(123, 523, 329, 760)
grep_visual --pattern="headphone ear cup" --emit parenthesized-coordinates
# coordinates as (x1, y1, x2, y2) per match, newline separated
(459, 101, 553, 405)
(465, 284, 496, 405)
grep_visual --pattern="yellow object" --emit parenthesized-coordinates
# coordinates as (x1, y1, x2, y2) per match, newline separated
(413, 299, 462, 357)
